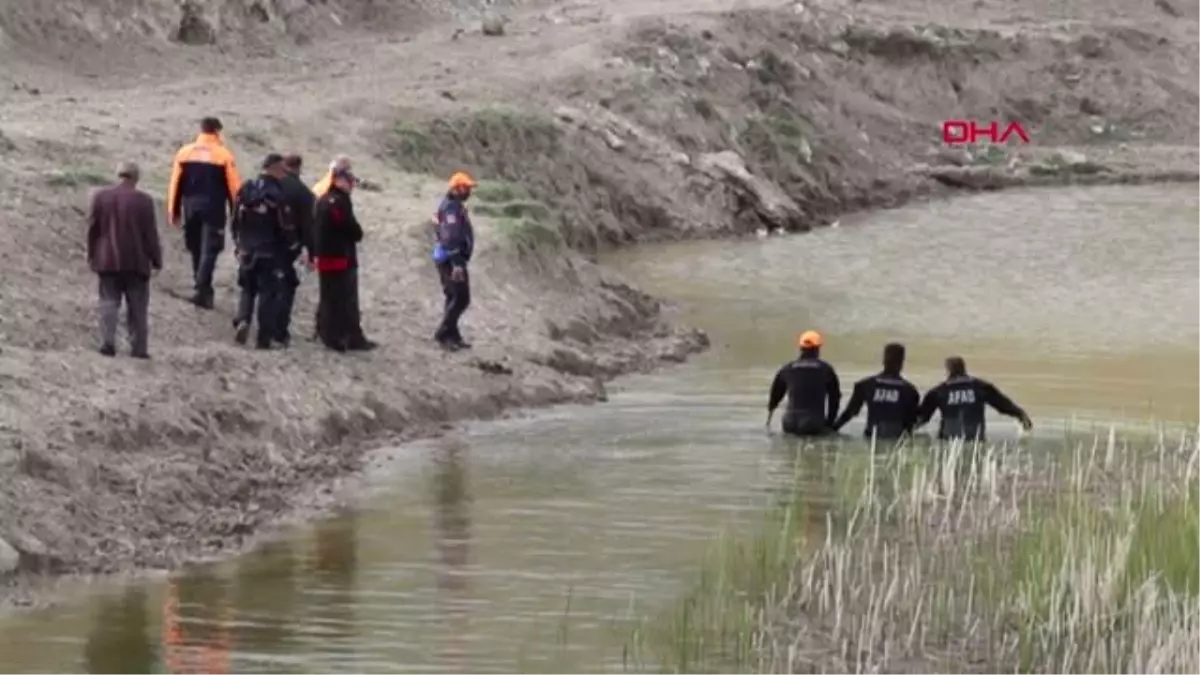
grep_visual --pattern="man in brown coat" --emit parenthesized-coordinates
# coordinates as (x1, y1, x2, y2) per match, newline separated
(87, 162, 163, 358)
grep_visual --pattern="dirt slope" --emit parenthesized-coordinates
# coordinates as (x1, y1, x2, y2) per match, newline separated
(0, 0, 1194, 595)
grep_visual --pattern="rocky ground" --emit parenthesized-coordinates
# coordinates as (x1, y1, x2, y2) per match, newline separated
(0, 0, 1194, 601)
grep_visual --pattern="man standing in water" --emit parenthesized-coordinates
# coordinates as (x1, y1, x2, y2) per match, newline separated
(832, 342, 921, 442)
(916, 356, 1032, 441)
(766, 330, 842, 436)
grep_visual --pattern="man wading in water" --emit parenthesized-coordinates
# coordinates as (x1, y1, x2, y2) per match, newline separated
(766, 330, 842, 437)
(916, 356, 1032, 441)
(832, 342, 921, 442)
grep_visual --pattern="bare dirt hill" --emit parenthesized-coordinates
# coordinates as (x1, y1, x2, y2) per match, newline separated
(0, 0, 1194, 598)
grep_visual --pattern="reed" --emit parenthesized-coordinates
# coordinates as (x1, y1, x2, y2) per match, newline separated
(624, 430, 1200, 674)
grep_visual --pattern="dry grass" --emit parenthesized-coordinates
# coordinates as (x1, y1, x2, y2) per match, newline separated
(624, 430, 1200, 673)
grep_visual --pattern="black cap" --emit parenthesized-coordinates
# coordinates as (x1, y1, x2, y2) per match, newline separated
(200, 116, 223, 133)
(261, 153, 285, 169)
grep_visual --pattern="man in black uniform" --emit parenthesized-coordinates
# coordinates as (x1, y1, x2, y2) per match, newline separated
(766, 330, 842, 437)
(278, 154, 315, 346)
(231, 154, 294, 350)
(833, 343, 921, 441)
(916, 356, 1032, 441)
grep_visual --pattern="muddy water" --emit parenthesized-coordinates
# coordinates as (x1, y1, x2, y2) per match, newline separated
(0, 184, 1195, 673)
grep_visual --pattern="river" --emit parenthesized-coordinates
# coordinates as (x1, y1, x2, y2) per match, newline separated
(0, 184, 1195, 672)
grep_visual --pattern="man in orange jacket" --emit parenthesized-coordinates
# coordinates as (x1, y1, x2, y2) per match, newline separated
(166, 117, 243, 309)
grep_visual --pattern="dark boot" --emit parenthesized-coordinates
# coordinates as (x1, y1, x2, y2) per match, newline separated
(99, 344, 116, 357)
(347, 337, 378, 352)
(233, 319, 251, 345)
(190, 290, 214, 310)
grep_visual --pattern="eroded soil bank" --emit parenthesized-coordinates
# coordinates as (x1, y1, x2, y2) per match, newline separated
(0, 0, 1195, 601)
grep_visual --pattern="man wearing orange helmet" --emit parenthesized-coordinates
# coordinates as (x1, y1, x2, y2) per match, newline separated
(431, 171, 477, 350)
(766, 330, 842, 437)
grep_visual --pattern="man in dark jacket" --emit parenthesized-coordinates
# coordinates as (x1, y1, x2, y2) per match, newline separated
(767, 330, 842, 436)
(432, 171, 477, 351)
(231, 154, 293, 349)
(87, 162, 163, 358)
(278, 153, 315, 346)
(832, 343, 921, 442)
(916, 356, 1033, 441)
(313, 166, 376, 352)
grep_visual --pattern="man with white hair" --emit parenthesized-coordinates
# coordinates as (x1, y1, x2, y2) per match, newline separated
(311, 155, 353, 198)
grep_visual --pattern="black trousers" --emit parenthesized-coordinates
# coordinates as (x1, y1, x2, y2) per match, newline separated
(278, 255, 300, 342)
(782, 411, 833, 437)
(235, 252, 286, 345)
(433, 263, 471, 344)
(98, 272, 151, 355)
(317, 269, 365, 350)
(183, 209, 225, 296)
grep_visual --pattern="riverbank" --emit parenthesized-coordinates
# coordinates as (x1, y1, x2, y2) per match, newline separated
(0, 0, 1196, 603)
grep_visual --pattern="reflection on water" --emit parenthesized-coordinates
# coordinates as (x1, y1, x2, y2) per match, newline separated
(83, 587, 155, 674)
(308, 512, 359, 671)
(232, 541, 298, 671)
(163, 570, 232, 674)
(433, 440, 472, 670)
(0, 185, 1195, 673)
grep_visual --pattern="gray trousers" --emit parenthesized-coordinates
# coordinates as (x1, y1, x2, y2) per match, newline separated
(98, 272, 150, 355)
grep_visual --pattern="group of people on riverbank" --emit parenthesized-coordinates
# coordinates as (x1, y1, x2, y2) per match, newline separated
(766, 330, 1033, 442)
(86, 117, 478, 356)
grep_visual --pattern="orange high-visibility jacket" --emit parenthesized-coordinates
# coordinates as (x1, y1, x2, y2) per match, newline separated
(166, 133, 243, 223)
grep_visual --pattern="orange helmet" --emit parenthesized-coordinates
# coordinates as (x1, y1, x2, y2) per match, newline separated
(448, 171, 477, 190)
(797, 330, 823, 349)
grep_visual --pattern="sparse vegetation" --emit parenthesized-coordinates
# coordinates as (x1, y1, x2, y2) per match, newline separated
(471, 178, 565, 266)
(622, 431, 1200, 673)
(472, 179, 529, 203)
(738, 114, 815, 167)
(43, 169, 109, 188)
(391, 120, 433, 161)
(969, 143, 1010, 166)
(232, 129, 269, 148)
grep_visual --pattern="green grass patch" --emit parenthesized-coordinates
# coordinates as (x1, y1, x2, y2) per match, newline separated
(391, 120, 434, 161)
(469, 177, 563, 263)
(739, 114, 815, 165)
(472, 179, 530, 204)
(44, 169, 109, 188)
(622, 432, 1200, 673)
(492, 216, 564, 256)
(969, 143, 1010, 166)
